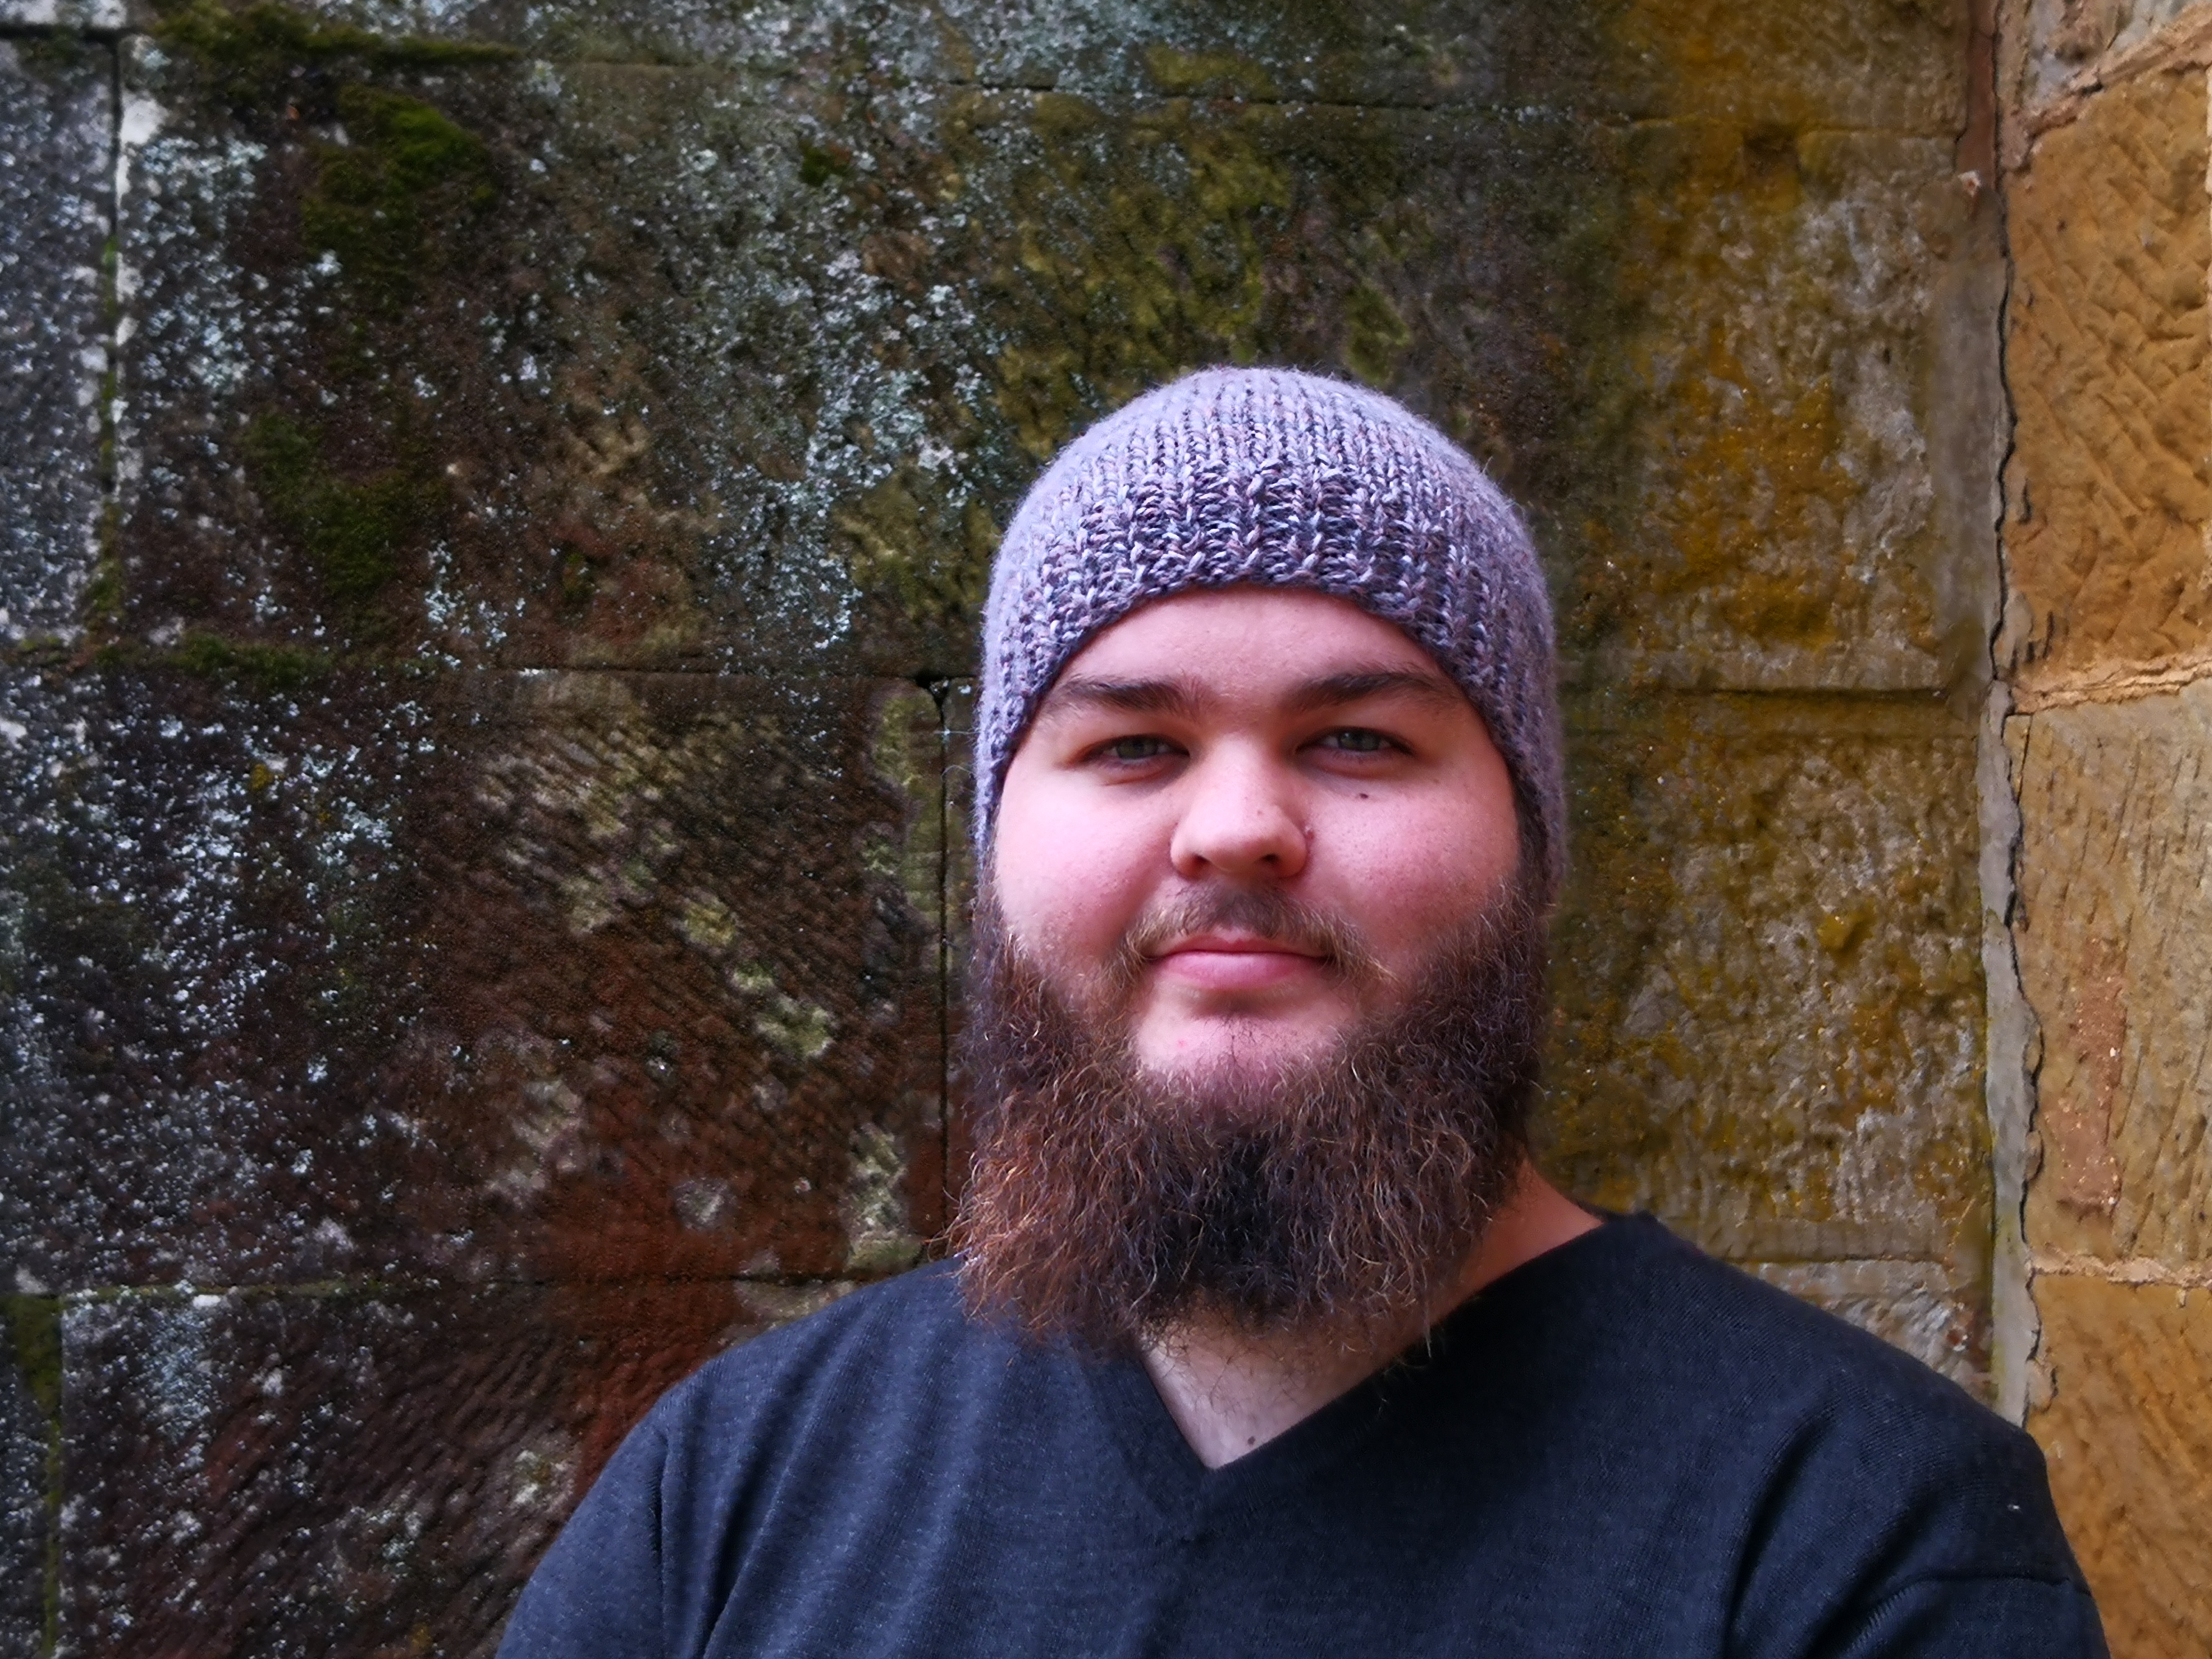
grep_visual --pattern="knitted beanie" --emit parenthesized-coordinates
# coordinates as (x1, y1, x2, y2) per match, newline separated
(974, 366, 1565, 905)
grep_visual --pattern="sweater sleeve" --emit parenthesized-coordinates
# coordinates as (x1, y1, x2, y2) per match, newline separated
(1726, 1380, 2107, 1659)
(496, 1415, 670, 1659)
(1819, 1575, 2108, 1659)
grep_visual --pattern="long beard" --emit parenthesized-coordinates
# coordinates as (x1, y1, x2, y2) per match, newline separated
(950, 878, 1551, 1356)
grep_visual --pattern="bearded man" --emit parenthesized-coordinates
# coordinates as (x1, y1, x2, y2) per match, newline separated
(500, 369, 2103, 1657)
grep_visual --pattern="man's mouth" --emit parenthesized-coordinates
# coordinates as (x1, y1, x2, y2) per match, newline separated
(1149, 932, 1328, 994)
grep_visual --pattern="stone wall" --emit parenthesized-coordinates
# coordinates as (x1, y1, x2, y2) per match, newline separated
(0, 0, 2187, 1652)
(1997, 2, 2212, 1648)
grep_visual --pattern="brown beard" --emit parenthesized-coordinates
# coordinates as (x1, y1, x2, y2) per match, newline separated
(950, 876, 1551, 1356)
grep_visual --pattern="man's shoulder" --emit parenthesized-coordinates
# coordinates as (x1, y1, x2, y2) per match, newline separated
(1583, 1214, 1992, 1419)
(656, 1259, 975, 1426)
(1564, 1215, 2082, 1589)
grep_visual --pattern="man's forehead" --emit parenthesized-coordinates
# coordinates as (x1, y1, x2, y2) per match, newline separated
(1035, 588, 1465, 720)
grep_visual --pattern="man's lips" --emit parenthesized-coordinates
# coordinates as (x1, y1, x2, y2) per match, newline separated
(1148, 933, 1326, 993)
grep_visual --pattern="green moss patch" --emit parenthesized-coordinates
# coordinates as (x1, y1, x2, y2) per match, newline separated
(832, 463, 995, 638)
(0, 1296, 61, 1425)
(799, 139, 855, 188)
(153, 0, 515, 117)
(1341, 280, 1413, 387)
(172, 630, 333, 693)
(977, 94, 1303, 462)
(242, 413, 434, 607)
(303, 84, 498, 312)
(1141, 45, 1280, 101)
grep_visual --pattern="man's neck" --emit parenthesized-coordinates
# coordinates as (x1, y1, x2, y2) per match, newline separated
(1138, 1164, 1600, 1469)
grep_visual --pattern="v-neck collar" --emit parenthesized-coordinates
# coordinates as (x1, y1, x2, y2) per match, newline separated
(1078, 1214, 1629, 1531)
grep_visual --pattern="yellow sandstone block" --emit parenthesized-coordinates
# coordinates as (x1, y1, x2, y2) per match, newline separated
(1546, 692, 1987, 1274)
(2029, 1274, 2212, 1657)
(2013, 678, 2212, 1264)
(2004, 65, 2212, 695)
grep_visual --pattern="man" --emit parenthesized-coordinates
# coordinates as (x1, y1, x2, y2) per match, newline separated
(500, 368, 2104, 1656)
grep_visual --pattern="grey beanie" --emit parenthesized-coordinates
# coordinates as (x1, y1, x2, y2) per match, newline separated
(974, 366, 1565, 905)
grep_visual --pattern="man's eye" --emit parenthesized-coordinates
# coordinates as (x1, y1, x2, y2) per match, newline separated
(1320, 729, 1390, 754)
(1099, 735, 1174, 762)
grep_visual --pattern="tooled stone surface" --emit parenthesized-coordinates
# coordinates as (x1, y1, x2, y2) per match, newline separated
(2028, 1274, 2212, 1654)
(2003, 64, 2212, 694)
(135, 0, 1970, 130)
(56, 1279, 848, 1656)
(0, 667, 944, 1294)
(2013, 680, 2212, 1267)
(107, 33, 1616, 683)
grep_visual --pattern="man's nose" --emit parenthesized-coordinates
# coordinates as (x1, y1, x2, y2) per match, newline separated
(1167, 746, 1308, 881)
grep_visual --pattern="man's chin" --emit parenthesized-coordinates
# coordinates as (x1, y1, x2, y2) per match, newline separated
(1128, 1012, 1357, 1085)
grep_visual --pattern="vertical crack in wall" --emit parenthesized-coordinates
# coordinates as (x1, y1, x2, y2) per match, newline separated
(1981, 685, 2044, 1422)
(1978, 0, 2044, 1426)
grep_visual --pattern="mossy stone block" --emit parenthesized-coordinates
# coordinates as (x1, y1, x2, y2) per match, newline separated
(0, 667, 945, 1292)
(214, 0, 1968, 131)
(1544, 690, 1989, 1293)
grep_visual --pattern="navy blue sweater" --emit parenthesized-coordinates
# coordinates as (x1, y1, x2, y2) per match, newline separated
(499, 1214, 2103, 1657)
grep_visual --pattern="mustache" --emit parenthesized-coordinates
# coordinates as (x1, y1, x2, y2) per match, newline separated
(1105, 886, 1390, 992)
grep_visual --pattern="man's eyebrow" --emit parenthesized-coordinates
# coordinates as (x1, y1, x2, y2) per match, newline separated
(1283, 667, 1463, 715)
(1038, 675, 1206, 721)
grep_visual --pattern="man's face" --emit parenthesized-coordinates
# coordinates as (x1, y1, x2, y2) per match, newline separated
(992, 586, 1523, 1081)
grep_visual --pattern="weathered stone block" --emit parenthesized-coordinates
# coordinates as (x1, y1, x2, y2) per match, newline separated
(1752, 1258, 1986, 1388)
(2007, 0, 2208, 113)
(110, 10, 1996, 697)
(2003, 64, 2212, 695)
(2028, 1273, 2212, 1656)
(2014, 678, 2212, 1265)
(1603, 0, 1970, 132)
(0, 37, 113, 649)
(59, 1279, 837, 1657)
(111, 21, 1622, 681)
(1543, 691, 1990, 1291)
(0, 667, 947, 1292)
(0, 1297, 57, 1657)
(0, 1, 123, 28)
(227, 0, 1970, 132)
(1571, 124, 1997, 693)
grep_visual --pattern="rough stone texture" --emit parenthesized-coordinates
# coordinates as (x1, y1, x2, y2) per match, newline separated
(0, 1297, 57, 1657)
(2009, 0, 2211, 109)
(0, 667, 947, 1293)
(1752, 1259, 1984, 1386)
(0, 3, 123, 28)
(212, 0, 1971, 132)
(1579, 126, 1993, 693)
(2027, 1275, 2212, 1655)
(57, 1279, 843, 1658)
(2002, 62, 2212, 697)
(1543, 692, 1992, 1374)
(1996, 5, 2212, 1639)
(108, 29, 1633, 682)
(0, 38, 112, 650)
(2012, 679, 2212, 1266)
(95, 11, 1998, 695)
